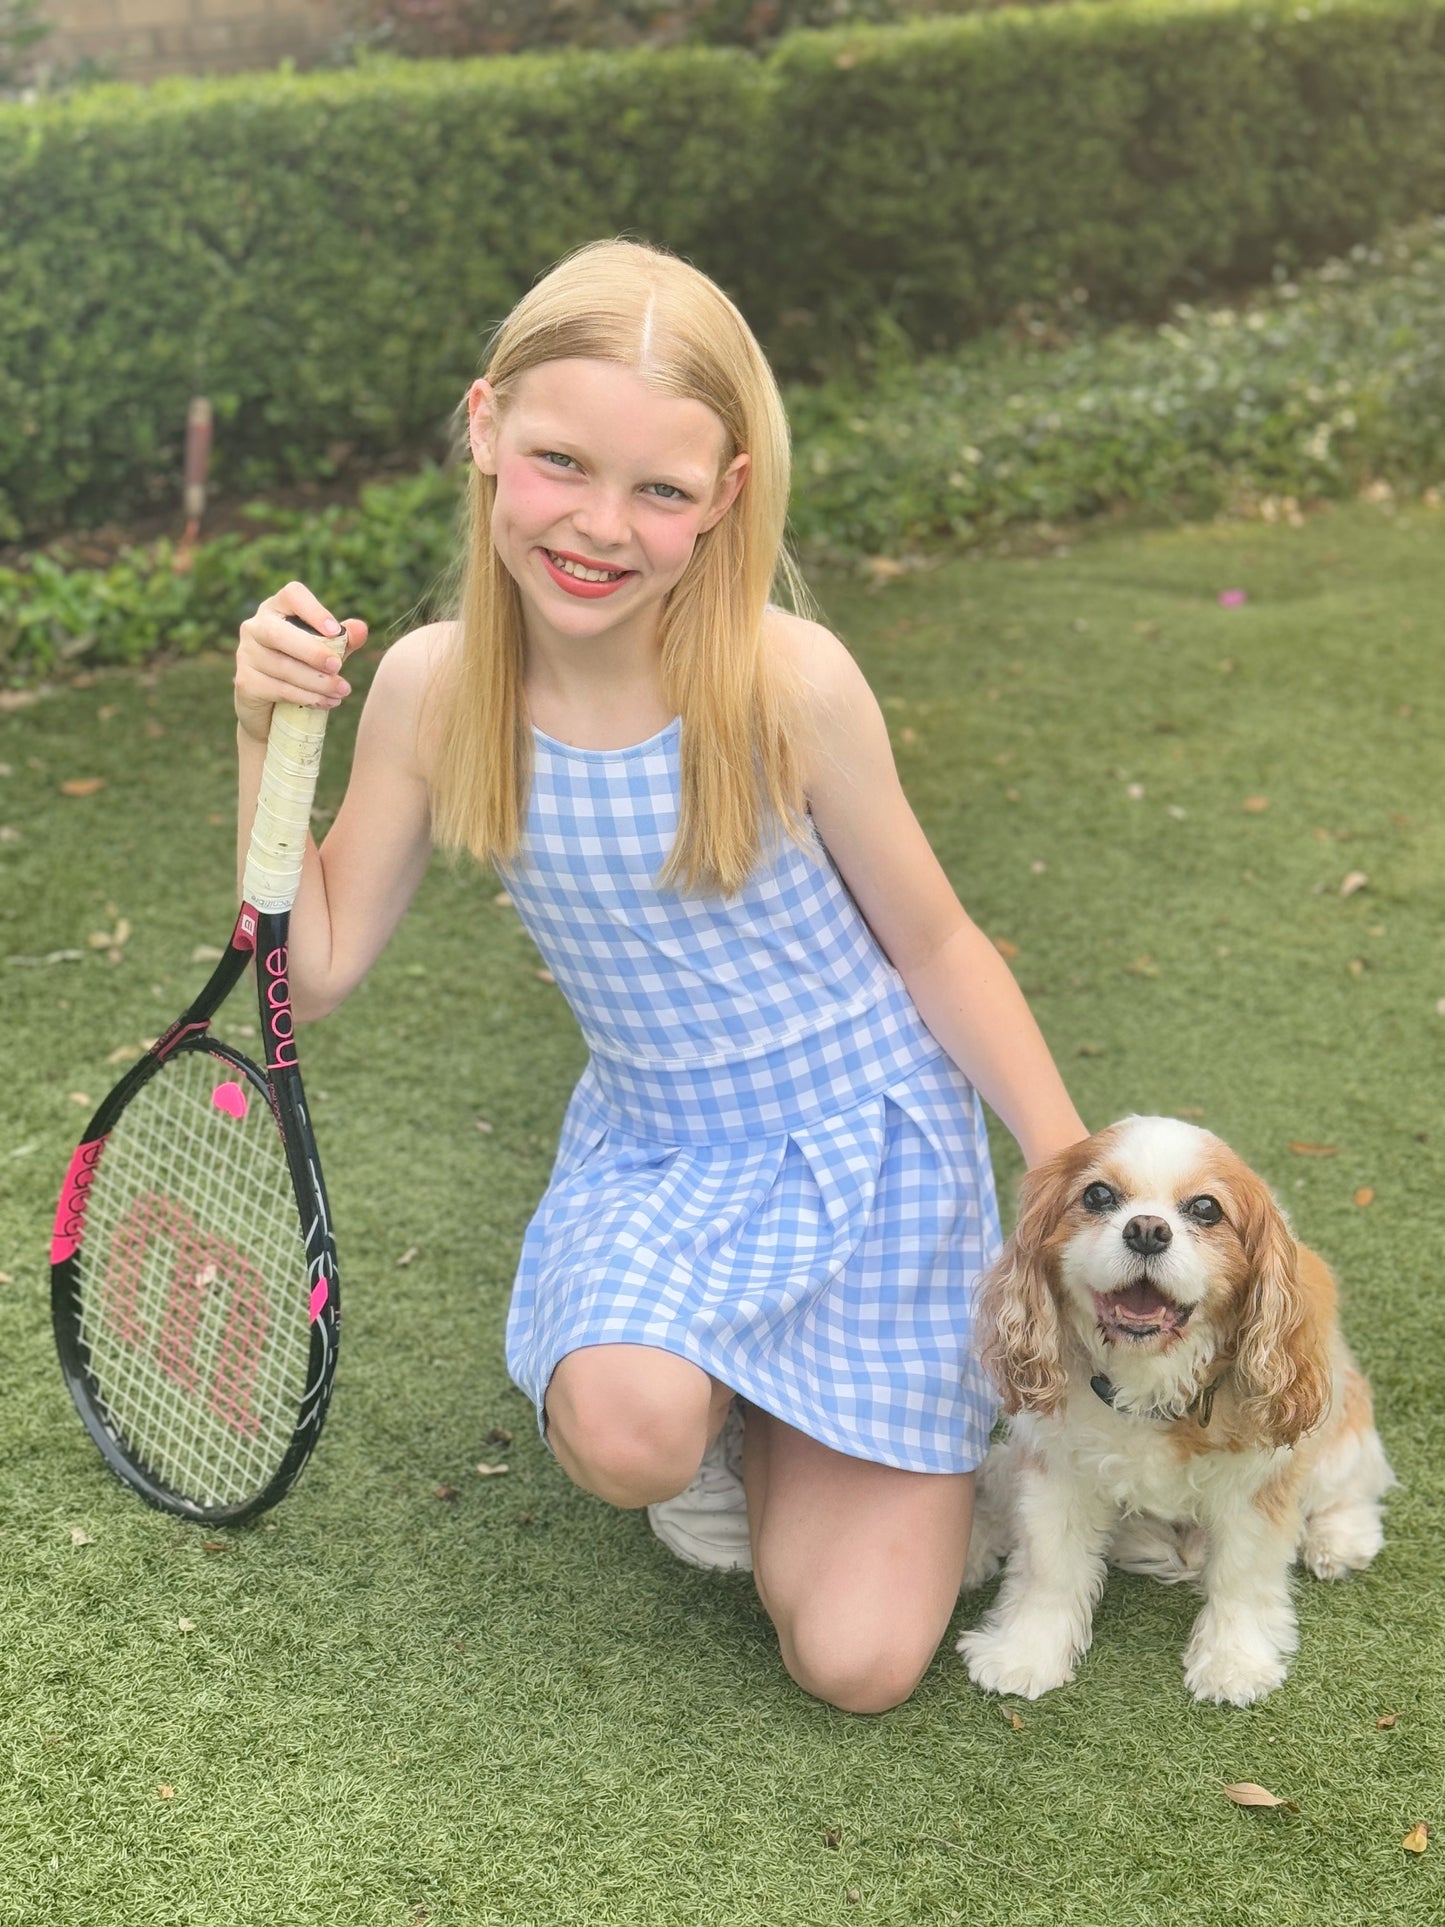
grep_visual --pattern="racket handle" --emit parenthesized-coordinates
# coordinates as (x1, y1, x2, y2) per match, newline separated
(242, 620, 346, 915)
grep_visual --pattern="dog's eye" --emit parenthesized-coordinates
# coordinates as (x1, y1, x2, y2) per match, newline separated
(1185, 1194, 1223, 1225)
(1082, 1182, 1117, 1213)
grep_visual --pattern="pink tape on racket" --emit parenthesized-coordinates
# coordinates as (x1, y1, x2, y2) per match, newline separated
(211, 1081, 248, 1119)
(309, 1279, 330, 1321)
(52, 1136, 108, 1264)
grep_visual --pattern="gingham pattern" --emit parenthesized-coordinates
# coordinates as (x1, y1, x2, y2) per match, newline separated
(502, 721, 1001, 1472)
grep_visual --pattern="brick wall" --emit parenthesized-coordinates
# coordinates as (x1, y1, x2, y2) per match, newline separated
(41, 0, 344, 81)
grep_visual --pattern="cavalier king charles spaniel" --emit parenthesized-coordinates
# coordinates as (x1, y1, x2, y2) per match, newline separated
(957, 1116, 1393, 1707)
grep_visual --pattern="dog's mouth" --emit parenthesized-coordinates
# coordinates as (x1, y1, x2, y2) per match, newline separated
(1091, 1279, 1194, 1344)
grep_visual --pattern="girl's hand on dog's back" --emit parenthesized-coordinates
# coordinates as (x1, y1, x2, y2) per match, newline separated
(235, 583, 368, 743)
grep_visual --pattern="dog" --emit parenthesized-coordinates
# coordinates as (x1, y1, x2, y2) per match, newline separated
(957, 1116, 1394, 1706)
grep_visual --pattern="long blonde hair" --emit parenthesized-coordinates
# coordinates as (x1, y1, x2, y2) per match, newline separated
(428, 238, 812, 897)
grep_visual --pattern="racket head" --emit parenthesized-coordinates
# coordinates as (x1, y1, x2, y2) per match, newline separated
(52, 1032, 339, 1524)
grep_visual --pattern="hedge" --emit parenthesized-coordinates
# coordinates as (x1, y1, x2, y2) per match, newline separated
(2, 0, 1443, 540)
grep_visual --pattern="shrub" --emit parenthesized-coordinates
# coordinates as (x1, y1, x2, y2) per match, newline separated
(1, 0, 1442, 540)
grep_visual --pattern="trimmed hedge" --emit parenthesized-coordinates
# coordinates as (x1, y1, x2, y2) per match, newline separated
(763, 0, 1445, 354)
(2, 0, 1444, 540)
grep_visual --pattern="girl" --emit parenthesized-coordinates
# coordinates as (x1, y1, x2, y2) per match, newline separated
(234, 238, 1088, 1715)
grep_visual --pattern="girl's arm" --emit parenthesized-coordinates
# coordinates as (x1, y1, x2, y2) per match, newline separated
(234, 588, 450, 1021)
(778, 613, 1088, 1171)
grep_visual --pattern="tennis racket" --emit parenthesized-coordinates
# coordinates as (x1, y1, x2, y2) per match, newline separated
(51, 617, 344, 1523)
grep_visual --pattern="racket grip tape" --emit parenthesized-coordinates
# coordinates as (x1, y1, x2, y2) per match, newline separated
(241, 618, 348, 916)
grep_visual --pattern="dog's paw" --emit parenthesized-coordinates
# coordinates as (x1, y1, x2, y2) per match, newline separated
(959, 1542, 1004, 1592)
(957, 1622, 1078, 1700)
(1299, 1505, 1384, 1581)
(1109, 1514, 1206, 1586)
(1182, 1626, 1290, 1707)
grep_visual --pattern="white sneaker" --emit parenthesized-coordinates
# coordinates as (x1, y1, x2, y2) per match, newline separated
(647, 1402, 752, 1572)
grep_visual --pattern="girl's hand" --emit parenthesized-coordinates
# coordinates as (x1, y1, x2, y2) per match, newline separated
(235, 584, 369, 743)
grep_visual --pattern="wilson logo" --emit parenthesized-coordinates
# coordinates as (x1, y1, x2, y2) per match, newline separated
(99, 1192, 270, 1439)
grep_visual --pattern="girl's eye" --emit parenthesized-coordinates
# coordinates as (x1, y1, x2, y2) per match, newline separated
(645, 482, 688, 501)
(1082, 1182, 1117, 1214)
(1185, 1195, 1224, 1226)
(538, 451, 577, 471)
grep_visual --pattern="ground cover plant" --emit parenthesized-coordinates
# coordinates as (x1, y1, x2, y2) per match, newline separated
(4, 217, 1442, 681)
(0, 499, 1439, 1925)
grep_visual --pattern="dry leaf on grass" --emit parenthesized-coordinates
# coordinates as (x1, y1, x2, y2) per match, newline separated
(822, 1825, 843, 1850)
(1288, 1142, 1339, 1158)
(1402, 1823, 1430, 1854)
(6, 949, 84, 967)
(157, 1785, 175, 1800)
(68, 1527, 94, 1547)
(396, 1247, 418, 1268)
(485, 1427, 513, 1447)
(1354, 1187, 1375, 1208)
(1223, 1782, 1299, 1813)
(1243, 796, 1270, 813)
(1376, 1713, 1399, 1729)
(1340, 871, 1369, 898)
(433, 1485, 460, 1503)
(475, 1463, 509, 1478)
(991, 936, 1020, 960)
(60, 777, 107, 797)
(1123, 956, 1160, 978)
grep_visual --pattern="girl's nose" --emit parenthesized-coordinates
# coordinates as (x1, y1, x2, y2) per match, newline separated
(572, 487, 631, 550)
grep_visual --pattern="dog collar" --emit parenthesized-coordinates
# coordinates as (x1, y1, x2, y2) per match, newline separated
(1090, 1372, 1223, 1426)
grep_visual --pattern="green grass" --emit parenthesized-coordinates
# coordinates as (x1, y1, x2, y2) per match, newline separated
(1, 498, 1441, 1925)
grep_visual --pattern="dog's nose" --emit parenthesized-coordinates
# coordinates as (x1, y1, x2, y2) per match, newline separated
(1123, 1214, 1172, 1256)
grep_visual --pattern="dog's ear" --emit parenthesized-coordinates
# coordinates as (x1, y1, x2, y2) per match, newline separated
(980, 1148, 1085, 1418)
(1231, 1169, 1334, 1448)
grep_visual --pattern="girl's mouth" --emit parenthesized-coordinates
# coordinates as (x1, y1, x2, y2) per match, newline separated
(540, 548, 636, 598)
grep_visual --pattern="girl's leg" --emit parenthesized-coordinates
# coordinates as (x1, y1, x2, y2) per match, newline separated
(546, 1343, 735, 1507)
(744, 1410, 973, 1715)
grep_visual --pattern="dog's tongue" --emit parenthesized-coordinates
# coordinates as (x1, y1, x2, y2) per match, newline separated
(1094, 1280, 1185, 1331)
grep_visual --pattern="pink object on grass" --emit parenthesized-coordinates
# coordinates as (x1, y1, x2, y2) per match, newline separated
(1217, 589, 1248, 608)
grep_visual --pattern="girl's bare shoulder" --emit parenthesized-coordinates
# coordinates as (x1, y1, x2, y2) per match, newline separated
(362, 619, 460, 763)
(762, 604, 873, 717)
(371, 618, 461, 692)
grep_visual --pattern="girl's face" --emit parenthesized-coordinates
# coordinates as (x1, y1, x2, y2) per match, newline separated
(467, 358, 748, 658)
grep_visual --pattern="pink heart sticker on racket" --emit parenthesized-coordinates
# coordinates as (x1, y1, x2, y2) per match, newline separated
(211, 1081, 248, 1120)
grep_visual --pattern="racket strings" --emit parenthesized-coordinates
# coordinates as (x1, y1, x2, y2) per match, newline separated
(73, 1049, 315, 1507)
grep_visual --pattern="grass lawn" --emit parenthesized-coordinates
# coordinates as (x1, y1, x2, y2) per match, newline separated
(1, 499, 1440, 1926)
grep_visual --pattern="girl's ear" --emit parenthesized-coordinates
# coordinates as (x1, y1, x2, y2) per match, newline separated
(467, 378, 499, 474)
(699, 451, 749, 533)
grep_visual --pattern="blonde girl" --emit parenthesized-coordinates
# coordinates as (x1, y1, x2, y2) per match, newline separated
(234, 238, 1088, 1714)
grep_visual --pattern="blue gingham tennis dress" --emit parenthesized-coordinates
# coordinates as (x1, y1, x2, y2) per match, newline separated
(501, 718, 1002, 1473)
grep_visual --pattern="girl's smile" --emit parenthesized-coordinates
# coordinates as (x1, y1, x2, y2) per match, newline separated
(540, 546, 637, 597)
(467, 358, 747, 656)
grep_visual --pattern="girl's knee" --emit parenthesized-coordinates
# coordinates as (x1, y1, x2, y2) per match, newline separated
(778, 1608, 939, 1715)
(546, 1350, 710, 1508)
